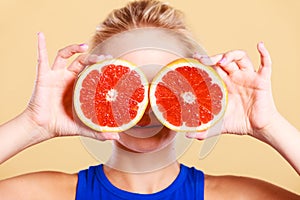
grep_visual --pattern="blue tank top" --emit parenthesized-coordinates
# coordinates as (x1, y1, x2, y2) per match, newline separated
(76, 164, 205, 200)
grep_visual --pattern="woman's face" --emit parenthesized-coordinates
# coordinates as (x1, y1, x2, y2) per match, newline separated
(118, 49, 180, 153)
(97, 28, 189, 153)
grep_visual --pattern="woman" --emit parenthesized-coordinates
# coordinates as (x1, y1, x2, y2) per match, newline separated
(0, 0, 299, 199)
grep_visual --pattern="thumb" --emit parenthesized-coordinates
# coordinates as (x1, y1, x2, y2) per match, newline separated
(257, 42, 272, 79)
(185, 122, 224, 140)
(185, 130, 208, 140)
(77, 125, 120, 141)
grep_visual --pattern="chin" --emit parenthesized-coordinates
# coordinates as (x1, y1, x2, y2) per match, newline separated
(116, 126, 176, 153)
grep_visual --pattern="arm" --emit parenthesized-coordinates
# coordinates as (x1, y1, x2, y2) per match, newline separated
(0, 111, 47, 164)
(0, 33, 120, 199)
(259, 113, 300, 175)
(247, 43, 300, 174)
(205, 175, 300, 200)
(191, 42, 300, 175)
(0, 171, 77, 200)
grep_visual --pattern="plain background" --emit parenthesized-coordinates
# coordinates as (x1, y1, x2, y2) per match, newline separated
(0, 0, 299, 194)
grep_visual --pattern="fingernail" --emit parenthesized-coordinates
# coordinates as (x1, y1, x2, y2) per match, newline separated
(199, 56, 214, 66)
(259, 41, 264, 48)
(218, 57, 226, 65)
(200, 55, 209, 59)
(88, 54, 98, 62)
(37, 32, 44, 37)
(79, 43, 88, 50)
(193, 52, 204, 59)
(105, 55, 113, 59)
(97, 55, 105, 61)
(111, 134, 120, 140)
(198, 55, 209, 61)
(185, 132, 197, 138)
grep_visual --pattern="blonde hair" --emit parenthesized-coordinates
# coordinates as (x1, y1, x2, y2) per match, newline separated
(91, 0, 197, 53)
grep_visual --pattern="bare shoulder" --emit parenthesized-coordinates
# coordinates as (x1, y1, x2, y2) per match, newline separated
(204, 174, 300, 200)
(0, 171, 78, 200)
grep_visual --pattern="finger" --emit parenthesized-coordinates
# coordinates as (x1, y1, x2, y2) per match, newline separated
(185, 128, 223, 140)
(37, 32, 50, 74)
(185, 117, 224, 140)
(78, 125, 120, 141)
(257, 42, 272, 78)
(185, 131, 208, 140)
(218, 59, 239, 75)
(193, 53, 223, 66)
(68, 54, 113, 74)
(214, 66, 228, 80)
(52, 44, 89, 70)
(95, 132, 120, 141)
(67, 54, 96, 74)
(217, 50, 254, 73)
(193, 53, 228, 80)
(194, 52, 239, 75)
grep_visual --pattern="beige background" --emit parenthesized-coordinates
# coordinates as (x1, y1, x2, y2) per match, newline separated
(0, 0, 299, 194)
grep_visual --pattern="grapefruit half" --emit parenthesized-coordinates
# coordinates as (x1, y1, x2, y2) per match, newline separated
(150, 58, 227, 132)
(73, 59, 149, 132)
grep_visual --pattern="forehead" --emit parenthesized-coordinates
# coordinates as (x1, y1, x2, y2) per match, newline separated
(120, 49, 180, 66)
(92, 28, 189, 65)
(120, 49, 181, 82)
(91, 28, 198, 82)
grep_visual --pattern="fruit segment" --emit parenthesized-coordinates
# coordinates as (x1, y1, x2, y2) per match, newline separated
(74, 58, 226, 132)
(73, 59, 148, 132)
(150, 58, 227, 132)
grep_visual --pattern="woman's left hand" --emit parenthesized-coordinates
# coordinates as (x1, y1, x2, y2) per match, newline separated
(187, 42, 279, 141)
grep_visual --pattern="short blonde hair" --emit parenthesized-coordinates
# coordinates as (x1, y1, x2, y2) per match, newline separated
(91, 0, 197, 54)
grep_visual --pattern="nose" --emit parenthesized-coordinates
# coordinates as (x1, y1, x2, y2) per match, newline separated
(136, 103, 151, 126)
(138, 64, 163, 83)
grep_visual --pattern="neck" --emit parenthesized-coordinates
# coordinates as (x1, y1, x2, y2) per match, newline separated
(106, 139, 177, 173)
(104, 140, 180, 194)
(103, 161, 180, 194)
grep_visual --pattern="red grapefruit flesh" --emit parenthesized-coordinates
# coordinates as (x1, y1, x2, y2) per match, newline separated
(150, 58, 227, 132)
(73, 59, 149, 132)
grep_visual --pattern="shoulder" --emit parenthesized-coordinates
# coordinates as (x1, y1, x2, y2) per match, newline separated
(0, 171, 78, 200)
(204, 174, 300, 200)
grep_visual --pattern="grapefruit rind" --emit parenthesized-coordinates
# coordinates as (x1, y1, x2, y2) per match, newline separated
(149, 58, 227, 132)
(73, 59, 149, 132)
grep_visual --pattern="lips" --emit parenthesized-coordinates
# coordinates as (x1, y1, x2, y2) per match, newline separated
(133, 124, 163, 129)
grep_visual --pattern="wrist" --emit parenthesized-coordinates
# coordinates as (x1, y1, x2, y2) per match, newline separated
(21, 109, 53, 145)
(252, 111, 283, 145)
(0, 110, 52, 164)
(252, 112, 300, 174)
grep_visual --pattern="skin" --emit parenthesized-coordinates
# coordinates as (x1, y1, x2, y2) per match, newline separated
(0, 31, 299, 199)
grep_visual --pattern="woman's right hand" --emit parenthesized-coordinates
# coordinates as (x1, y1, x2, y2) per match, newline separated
(25, 32, 119, 141)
